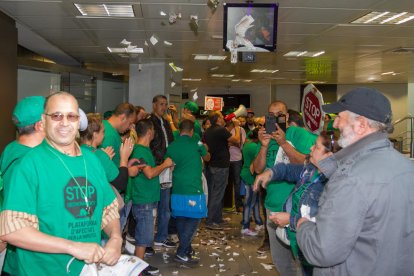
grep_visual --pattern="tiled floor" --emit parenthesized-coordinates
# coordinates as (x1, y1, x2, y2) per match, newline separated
(142, 212, 278, 276)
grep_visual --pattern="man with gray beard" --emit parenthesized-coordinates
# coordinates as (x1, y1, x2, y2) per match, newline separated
(296, 87, 414, 275)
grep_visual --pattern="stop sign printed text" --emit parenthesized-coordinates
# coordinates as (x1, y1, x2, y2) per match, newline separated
(301, 84, 324, 134)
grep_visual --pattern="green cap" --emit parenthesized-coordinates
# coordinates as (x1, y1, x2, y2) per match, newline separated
(182, 101, 199, 115)
(13, 96, 45, 127)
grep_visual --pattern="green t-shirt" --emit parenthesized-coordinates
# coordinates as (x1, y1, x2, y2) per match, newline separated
(166, 135, 207, 195)
(0, 141, 34, 274)
(81, 144, 119, 182)
(130, 144, 160, 204)
(0, 141, 32, 211)
(100, 120, 122, 167)
(173, 129, 201, 142)
(240, 141, 258, 186)
(259, 126, 317, 212)
(2, 140, 115, 276)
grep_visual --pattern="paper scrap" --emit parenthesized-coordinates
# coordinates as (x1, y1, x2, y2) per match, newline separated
(150, 35, 158, 45)
(260, 263, 274, 271)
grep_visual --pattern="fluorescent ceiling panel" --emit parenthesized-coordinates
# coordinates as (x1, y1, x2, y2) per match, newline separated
(74, 4, 134, 17)
(351, 11, 414, 25)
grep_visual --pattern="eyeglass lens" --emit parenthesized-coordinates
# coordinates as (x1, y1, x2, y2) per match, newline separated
(46, 112, 80, 122)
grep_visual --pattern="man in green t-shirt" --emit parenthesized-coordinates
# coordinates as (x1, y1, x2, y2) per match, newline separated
(252, 100, 317, 276)
(101, 103, 136, 167)
(0, 92, 122, 275)
(130, 118, 174, 276)
(165, 119, 210, 266)
(0, 96, 46, 273)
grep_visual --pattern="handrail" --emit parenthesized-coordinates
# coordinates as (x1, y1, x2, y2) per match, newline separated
(393, 115, 413, 125)
(392, 114, 413, 158)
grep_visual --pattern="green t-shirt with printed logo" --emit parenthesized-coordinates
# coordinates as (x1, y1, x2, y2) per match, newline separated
(257, 126, 317, 212)
(130, 144, 160, 204)
(240, 141, 258, 186)
(166, 135, 207, 195)
(81, 144, 119, 182)
(2, 140, 115, 276)
(100, 120, 122, 167)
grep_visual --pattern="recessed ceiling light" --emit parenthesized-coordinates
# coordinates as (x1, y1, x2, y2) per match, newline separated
(107, 47, 143, 54)
(351, 11, 414, 25)
(211, 74, 234, 78)
(74, 3, 135, 17)
(182, 78, 201, 81)
(251, 69, 279, 73)
(194, 54, 227, 61)
(284, 51, 325, 58)
(312, 51, 325, 57)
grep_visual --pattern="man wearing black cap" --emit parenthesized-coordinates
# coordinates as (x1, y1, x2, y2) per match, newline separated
(296, 87, 414, 275)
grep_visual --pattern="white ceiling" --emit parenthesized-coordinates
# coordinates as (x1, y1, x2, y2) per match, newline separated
(1, 0, 414, 86)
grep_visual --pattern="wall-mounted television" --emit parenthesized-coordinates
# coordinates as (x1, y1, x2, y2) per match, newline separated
(223, 3, 279, 52)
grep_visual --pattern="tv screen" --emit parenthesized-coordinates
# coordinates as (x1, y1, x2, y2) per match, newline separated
(223, 3, 278, 52)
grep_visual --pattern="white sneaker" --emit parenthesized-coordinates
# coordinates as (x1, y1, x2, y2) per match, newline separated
(241, 228, 258, 236)
(255, 225, 264, 232)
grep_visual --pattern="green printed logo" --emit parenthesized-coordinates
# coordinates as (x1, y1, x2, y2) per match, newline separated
(64, 177, 97, 218)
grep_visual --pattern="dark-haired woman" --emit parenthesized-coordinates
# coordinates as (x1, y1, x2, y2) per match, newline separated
(254, 131, 341, 276)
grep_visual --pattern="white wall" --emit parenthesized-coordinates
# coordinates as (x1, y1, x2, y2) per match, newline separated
(96, 80, 128, 113)
(18, 69, 60, 100)
(273, 84, 302, 112)
(129, 62, 166, 111)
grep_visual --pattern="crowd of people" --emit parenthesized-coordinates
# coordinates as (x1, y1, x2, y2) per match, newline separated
(0, 87, 414, 276)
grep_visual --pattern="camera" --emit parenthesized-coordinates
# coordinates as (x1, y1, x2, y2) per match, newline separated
(276, 114, 287, 132)
(265, 113, 287, 134)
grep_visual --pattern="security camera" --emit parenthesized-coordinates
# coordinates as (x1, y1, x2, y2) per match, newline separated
(138, 64, 143, 72)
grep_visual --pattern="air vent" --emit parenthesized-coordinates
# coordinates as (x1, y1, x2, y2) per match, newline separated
(388, 47, 414, 54)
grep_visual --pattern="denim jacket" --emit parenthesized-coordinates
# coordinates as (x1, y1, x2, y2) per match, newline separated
(269, 161, 327, 232)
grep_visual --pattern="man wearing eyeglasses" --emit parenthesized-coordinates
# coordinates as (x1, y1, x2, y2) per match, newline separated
(296, 87, 414, 275)
(252, 100, 317, 276)
(0, 92, 122, 275)
(0, 96, 46, 274)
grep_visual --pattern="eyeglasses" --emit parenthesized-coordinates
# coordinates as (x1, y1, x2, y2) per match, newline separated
(45, 112, 80, 122)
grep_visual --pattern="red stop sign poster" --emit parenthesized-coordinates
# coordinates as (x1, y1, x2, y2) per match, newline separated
(301, 84, 324, 134)
(204, 96, 224, 111)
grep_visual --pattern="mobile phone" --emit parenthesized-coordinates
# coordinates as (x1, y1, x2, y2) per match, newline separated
(276, 114, 287, 132)
(265, 114, 277, 134)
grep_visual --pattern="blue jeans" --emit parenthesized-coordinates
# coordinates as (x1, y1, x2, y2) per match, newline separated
(229, 160, 243, 209)
(120, 200, 132, 232)
(175, 216, 200, 256)
(242, 181, 263, 229)
(132, 202, 157, 247)
(155, 187, 171, 243)
(206, 166, 229, 225)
